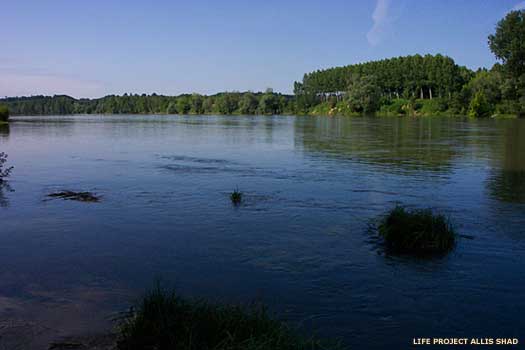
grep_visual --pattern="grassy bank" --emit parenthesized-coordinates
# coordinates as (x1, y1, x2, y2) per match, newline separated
(307, 99, 521, 118)
(117, 286, 341, 350)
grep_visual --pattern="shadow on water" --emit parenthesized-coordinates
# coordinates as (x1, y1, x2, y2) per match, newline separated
(0, 123, 9, 138)
(296, 117, 463, 175)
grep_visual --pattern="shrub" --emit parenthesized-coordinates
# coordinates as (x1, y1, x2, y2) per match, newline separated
(379, 99, 409, 115)
(117, 286, 339, 350)
(379, 206, 456, 254)
(468, 91, 492, 118)
(419, 98, 449, 115)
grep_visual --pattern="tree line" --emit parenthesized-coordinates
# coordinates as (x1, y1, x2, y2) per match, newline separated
(1, 10, 523, 118)
(295, 54, 472, 100)
(294, 10, 524, 117)
(1, 90, 295, 116)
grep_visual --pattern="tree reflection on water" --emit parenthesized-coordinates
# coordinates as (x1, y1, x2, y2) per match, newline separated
(487, 121, 525, 203)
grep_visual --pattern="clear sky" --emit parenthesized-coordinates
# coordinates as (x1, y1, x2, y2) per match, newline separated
(1, 0, 524, 98)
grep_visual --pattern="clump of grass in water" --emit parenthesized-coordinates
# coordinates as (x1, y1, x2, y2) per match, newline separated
(117, 285, 341, 350)
(379, 206, 456, 254)
(230, 188, 242, 205)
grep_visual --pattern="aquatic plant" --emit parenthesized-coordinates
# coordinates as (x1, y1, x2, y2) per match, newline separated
(0, 152, 13, 207)
(47, 190, 100, 202)
(379, 206, 456, 254)
(117, 285, 340, 350)
(0, 152, 13, 183)
(230, 188, 242, 205)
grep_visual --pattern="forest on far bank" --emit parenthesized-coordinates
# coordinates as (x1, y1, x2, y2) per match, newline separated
(1, 10, 524, 118)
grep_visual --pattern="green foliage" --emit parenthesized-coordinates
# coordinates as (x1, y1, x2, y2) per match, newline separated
(488, 10, 525, 117)
(379, 98, 409, 115)
(401, 98, 419, 116)
(468, 91, 492, 118)
(4, 11, 525, 119)
(1, 92, 295, 116)
(117, 285, 339, 350)
(238, 93, 258, 114)
(489, 10, 525, 77)
(296, 54, 471, 100)
(166, 101, 178, 114)
(418, 98, 449, 115)
(190, 94, 204, 114)
(258, 89, 280, 115)
(379, 206, 456, 254)
(345, 75, 381, 114)
(214, 93, 240, 114)
(0, 104, 9, 122)
(176, 95, 191, 114)
(466, 69, 502, 105)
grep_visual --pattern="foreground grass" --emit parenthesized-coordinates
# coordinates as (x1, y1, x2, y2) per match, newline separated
(117, 286, 340, 350)
(379, 206, 456, 254)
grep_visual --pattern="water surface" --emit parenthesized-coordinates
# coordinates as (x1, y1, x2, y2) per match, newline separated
(0, 115, 524, 348)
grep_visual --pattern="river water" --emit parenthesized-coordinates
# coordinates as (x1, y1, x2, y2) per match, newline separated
(0, 115, 524, 348)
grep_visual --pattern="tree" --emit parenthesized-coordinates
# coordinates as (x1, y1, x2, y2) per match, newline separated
(176, 96, 191, 114)
(238, 93, 258, 114)
(166, 101, 178, 114)
(214, 94, 239, 114)
(468, 91, 492, 118)
(489, 10, 525, 76)
(190, 94, 204, 114)
(465, 69, 502, 107)
(258, 91, 279, 114)
(346, 75, 381, 114)
(488, 10, 525, 116)
(0, 105, 9, 122)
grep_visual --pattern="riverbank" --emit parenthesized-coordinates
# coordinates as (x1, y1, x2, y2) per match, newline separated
(308, 99, 521, 118)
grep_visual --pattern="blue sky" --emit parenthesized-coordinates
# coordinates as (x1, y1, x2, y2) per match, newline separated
(1, 0, 524, 98)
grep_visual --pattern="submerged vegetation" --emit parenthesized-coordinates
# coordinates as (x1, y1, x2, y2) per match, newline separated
(379, 206, 456, 255)
(47, 190, 101, 202)
(230, 189, 243, 205)
(117, 285, 339, 350)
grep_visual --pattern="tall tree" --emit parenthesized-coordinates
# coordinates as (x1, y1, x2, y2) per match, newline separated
(489, 10, 525, 76)
(489, 10, 525, 116)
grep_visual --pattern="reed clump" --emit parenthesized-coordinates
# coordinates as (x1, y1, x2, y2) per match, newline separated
(117, 286, 340, 350)
(379, 206, 456, 254)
